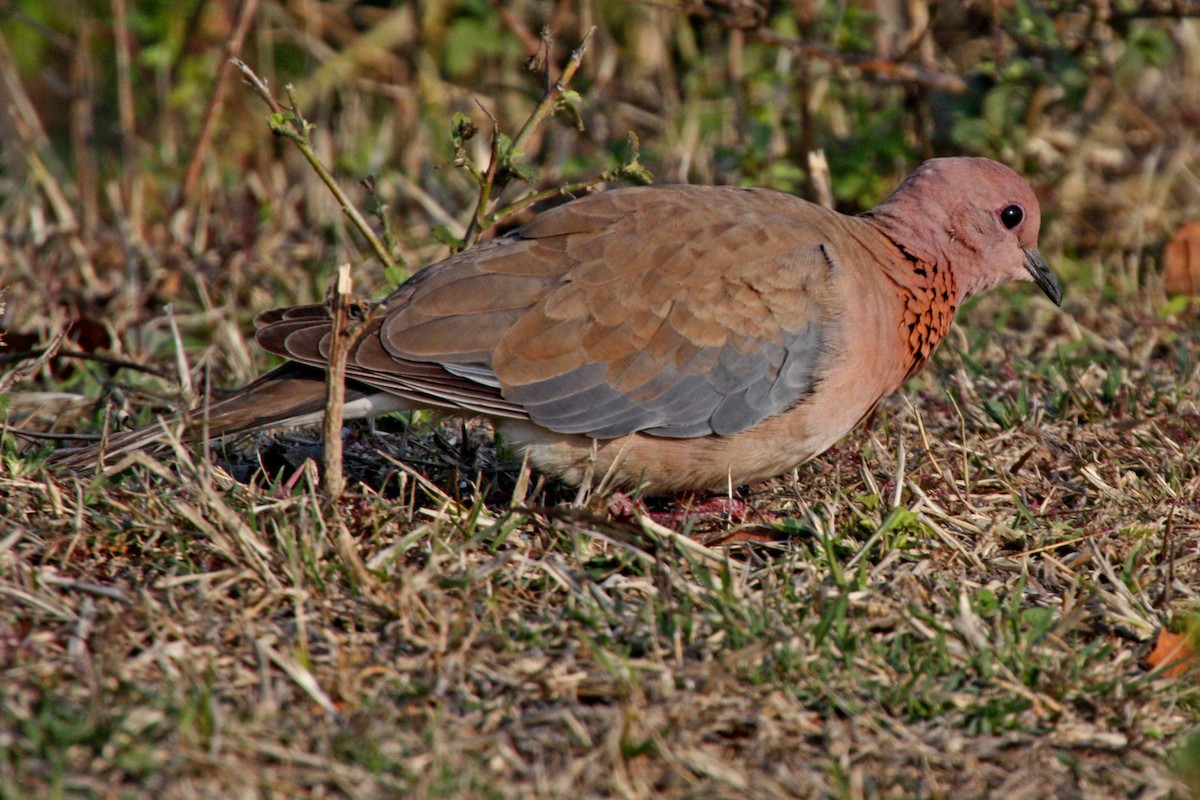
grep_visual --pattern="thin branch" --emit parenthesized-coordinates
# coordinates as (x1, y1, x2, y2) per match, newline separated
(360, 175, 403, 275)
(479, 132, 651, 231)
(229, 58, 398, 274)
(509, 27, 595, 161)
(231, 57, 283, 114)
(321, 264, 378, 590)
(322, 264, 353, 502)
(459, 27, 598, 247)
(482, 178, 607, 229)
(463, 102, 504, 246)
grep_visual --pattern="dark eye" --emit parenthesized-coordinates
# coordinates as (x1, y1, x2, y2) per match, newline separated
(1000, 205, 1024, 230)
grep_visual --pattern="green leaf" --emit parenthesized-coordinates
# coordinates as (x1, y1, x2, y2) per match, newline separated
(496, 132, 517, 159)
(432, 226, 465, 251)
(451, 112, 477, 149)
(1160, 294, 1193, 318)
(384, 265, 408, 288)
(507, 161, 539, 183)
(607, 131, 653, 185)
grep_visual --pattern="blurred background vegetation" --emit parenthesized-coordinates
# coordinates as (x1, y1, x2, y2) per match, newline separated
(2, 0, 1199, 395)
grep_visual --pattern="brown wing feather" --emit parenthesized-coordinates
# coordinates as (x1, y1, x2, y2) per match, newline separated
(487, 187, 843, 437)
(252, 185, 846, 439)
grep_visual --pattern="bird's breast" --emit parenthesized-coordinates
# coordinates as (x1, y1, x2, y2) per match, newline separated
(898, 259, 958, 380)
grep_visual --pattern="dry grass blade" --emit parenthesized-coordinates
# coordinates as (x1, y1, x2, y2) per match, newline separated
(256, 638, 338, 715)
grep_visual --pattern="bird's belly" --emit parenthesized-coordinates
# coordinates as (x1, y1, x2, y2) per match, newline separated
(496, 380, 888, 493)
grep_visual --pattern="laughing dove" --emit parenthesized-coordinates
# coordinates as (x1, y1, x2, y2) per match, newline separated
(49, 157, 1062, 491)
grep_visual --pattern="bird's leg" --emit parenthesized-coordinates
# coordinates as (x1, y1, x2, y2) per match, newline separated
(605, 491, 751, 529)
(604, 491, 647, 521)
(667, 494, 751, 526)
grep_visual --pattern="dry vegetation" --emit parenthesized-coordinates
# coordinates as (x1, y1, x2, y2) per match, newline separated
(2, 1, 1200, 798)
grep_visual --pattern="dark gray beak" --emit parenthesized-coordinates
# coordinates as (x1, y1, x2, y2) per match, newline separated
(1024, 248, 1062, 306)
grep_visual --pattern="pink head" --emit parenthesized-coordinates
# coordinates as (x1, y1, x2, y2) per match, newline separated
(866, 157, 1062, 305)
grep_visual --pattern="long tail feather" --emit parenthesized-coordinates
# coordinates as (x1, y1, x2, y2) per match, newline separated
(45, 364, 353, 471)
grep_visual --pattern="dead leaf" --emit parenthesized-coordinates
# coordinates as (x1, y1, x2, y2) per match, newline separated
(1147, 627, 1196, 677)
(704, 526, 791, 546)
(1164, 219, 1200, 296)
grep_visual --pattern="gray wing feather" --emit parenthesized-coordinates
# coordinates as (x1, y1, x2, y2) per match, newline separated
(254, 187, 844, 442)
(508, 322, 829, 440)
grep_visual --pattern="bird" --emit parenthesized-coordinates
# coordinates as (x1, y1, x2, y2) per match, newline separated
(48, 157, 1062, 492)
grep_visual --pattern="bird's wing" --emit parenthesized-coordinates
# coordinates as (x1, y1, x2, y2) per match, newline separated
(257, 185, 846, 439)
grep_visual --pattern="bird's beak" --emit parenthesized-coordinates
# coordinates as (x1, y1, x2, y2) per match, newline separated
(1024, 248, 1062, 306)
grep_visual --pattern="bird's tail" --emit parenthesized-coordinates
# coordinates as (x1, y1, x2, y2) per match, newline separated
(45, 364, 343, 472)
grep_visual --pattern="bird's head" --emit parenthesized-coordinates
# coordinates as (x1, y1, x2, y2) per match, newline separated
(868, 157, 1062, 306)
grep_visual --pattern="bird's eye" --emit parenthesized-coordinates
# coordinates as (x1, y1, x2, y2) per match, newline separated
(1000, 205, 1024, 230)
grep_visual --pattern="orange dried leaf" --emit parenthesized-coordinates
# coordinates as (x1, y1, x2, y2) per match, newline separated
(1164, 219, 1200, 296)
(1147, 627, 1196, 678)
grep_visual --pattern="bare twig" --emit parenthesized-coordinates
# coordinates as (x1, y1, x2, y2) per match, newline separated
(460, 27, 597, 247)
(509, 27, 595, 164)
(361, 175, 405, 282)
(320, 264, 379, 589)
(463, 102, 505, 246)
(231, 57, 283, 114)
(230, 58, 398, 274)
(231, 59, 394, 611)
(482, 174, 622, 230)
(322, 265, 354, 502)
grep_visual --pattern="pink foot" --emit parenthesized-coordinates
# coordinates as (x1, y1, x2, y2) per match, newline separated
(657, 495, 750, 527)
(607, 491, 751, 528)
(606, 491, 646, 521)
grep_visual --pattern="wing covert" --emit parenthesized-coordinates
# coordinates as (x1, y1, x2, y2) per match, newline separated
(255, 185, 847, 440)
